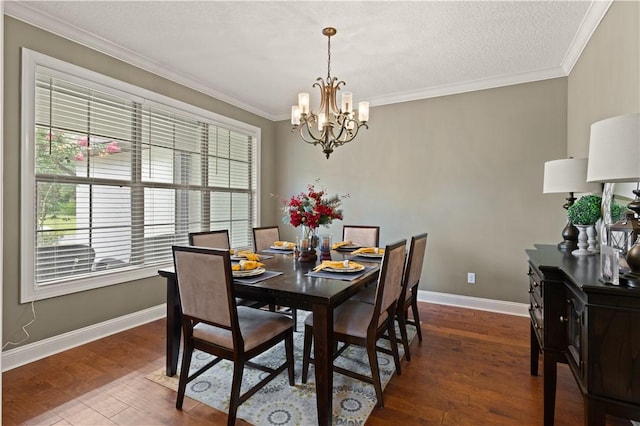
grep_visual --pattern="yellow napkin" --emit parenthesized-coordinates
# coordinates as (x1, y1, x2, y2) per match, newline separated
(331, 240, 352, 250)
(273, 241, 295, 249)
(236, 250, 261, 261)
(351, 247, 384, 255)
(313, 260, 362, 272)
(231, 260, 264, 271)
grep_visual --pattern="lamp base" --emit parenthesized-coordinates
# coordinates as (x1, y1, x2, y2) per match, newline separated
(558, 240, 578, 252)
(558, 221, 578, 252)
(621, 272, 640, 288)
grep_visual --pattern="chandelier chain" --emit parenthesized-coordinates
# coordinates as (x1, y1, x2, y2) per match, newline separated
(327, 34, 332, 80)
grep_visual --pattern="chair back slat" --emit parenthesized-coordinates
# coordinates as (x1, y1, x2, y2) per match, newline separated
(188, 230, 230, 249)
(343, 225, 380, 247)
(253, 226, 280, 252)
(173, 246, 234, 328)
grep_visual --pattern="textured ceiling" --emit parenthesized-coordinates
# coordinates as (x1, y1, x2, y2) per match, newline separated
(5, 1, 610, 120)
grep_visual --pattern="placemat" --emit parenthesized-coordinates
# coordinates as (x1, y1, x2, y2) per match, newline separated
(234, 270, 283, 284)
(306, 265, 378, 281)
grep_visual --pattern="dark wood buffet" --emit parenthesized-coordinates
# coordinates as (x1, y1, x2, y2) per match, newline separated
(526, 244, 640, 426)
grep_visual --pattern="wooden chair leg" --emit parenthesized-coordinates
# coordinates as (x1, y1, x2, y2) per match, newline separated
(228, 362, 244, 426)
(387, 316, 402, 376)
(292, 308, 297, 332)
(175, 339, 193, 409)
(410, 296, 423, 342)
(367, 338, 384, 408)
(301, 324, 313, 383)
(397, 310, 411, 361)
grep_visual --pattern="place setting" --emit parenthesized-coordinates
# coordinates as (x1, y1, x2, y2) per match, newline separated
(331, 240, 361, 252)
(231, 259, 282, 284)
(306, 259, 378, 281)
(229, 249, 273, 261)
(260, 240, 296, 254)
(348, 246, 385, 262)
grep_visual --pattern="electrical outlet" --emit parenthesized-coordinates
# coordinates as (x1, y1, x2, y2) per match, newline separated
(467, 272, 476, 284)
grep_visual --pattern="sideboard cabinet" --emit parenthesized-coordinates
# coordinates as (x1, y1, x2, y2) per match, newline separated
(526, 244, 640, 426)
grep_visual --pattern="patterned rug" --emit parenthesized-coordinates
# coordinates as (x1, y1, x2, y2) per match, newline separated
(146, 311, 416, 425)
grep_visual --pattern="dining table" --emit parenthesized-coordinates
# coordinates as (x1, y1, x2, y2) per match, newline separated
(157, 247, 381, 426)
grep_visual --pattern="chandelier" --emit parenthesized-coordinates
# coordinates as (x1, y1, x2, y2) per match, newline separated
(291, 27, 369, 159)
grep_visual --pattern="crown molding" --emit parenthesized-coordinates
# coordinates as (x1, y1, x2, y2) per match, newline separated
(3, 1, 277, 121)
(561, 0, 613, 75)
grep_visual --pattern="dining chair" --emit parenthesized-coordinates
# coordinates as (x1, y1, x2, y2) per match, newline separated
(172, 245, 295, 426)
(252, 225, 298, 329)
(188, 230, 230, 249)
(350, 232, 428, 361)
(342, 225, 380, 247)
(252, 226, 281, 252)
(188, 229, 266, 309)
(301, 239, 406, 408)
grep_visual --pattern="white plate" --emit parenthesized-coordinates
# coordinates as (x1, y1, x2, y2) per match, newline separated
(354, 252, 384, 258)
(324, 264, 365, 273)
(270, 245, 294, 250)
(232, 267, 266, 277)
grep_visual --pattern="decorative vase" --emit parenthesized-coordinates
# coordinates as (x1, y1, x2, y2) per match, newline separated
(587, 225, 599, 253)
(298, 225, 318, 262)
(572, 225, 596, 256)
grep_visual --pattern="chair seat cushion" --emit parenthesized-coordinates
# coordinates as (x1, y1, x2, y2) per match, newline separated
(304, 300, 388, 339)
(194, 306, 293, 351)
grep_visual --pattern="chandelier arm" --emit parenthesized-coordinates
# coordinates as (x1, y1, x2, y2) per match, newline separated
(294, 119, 327, 146)
(334, 121, 368, 145)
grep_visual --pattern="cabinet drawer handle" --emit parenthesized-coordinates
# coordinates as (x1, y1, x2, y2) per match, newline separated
(560, 316, 569, 322)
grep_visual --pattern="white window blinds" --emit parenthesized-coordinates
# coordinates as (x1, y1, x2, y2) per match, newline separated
(21, 49, 259, 302)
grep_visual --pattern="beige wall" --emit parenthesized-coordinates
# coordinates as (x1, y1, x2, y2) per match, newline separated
(2, 16, 276, 346)
(275, 78, 568, 303)
(567, 0, 640, 157)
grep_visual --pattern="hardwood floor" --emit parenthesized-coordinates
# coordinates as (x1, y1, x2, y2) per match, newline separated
(2, 303, 634, 425)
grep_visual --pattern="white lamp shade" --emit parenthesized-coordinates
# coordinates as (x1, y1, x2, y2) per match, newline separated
(543, 158, 601, 194)
(586, 113, 640, 183)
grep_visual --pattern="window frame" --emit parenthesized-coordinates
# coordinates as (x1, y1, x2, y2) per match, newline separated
(20, 48, 261, 303)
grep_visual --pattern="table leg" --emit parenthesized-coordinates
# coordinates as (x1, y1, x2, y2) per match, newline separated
(543, 351, 558, 426)
(166, 275, 182, 376)
(312, 303, 334, 426)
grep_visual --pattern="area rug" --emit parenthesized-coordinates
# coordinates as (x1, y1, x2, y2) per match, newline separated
(146, 311, 416, 425)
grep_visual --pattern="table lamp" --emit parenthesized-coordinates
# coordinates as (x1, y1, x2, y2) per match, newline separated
(587, 112, 640, 286)
(543, 158, 601, 251)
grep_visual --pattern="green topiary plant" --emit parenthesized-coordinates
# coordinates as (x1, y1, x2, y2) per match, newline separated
(567, 194, 602, 226)
(611, 201, 627, 222)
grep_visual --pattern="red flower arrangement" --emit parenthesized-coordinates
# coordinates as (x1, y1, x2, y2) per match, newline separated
(282, 183, 346, 229)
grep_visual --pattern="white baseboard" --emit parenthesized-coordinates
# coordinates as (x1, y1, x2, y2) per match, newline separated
(2, 304, 166, 372)
(417, 290, 529, 317)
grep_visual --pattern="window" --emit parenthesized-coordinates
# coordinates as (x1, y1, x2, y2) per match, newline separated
(20, 49, 260, 302)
